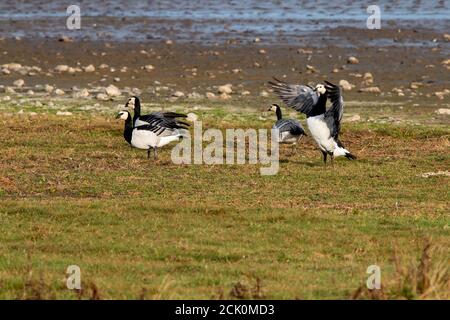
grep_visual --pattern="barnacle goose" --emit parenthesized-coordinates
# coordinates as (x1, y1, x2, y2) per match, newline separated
(268, 103, 307, 154)
(269, 78, 356, 165)
(125, 96, 189, 128)
(116, 110, 188, 159)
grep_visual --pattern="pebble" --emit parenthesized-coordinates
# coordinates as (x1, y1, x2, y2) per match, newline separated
(435, 90, 450, 100)
(58, 36, 73, 42)
(187, 92, 202, 99)
(260, 90, 269, 97)
(347, 56, 359, 64)
(220, 93, 231, 100)
(144, 65, 154, 71)
(55, 65, 69, 72)
(45, 84, 54, 93)
(410, 82, 421, 89)
(435, 108, 450, 115)
(306, 64, 319, 73)
(218, 84, 233, 94)
(253, 37, 261, 43)
(172, 91, 185, 98)
(241, 90, 251, 96)
(361, 72, 374, 86)
(206, 92, 216, 100)
(358, 87, 381, 93)
(339, 79, 354, 91)
(83, 64, 96, 72)
(96, 93, 109, 101)
(72, 88, 90, 99)
(297, 48, 313, 54)
(13, 79, 25, 87)
(5, 87, 16, 94)
(2, 63, 22, 71)
(105, 84, 121, 97)
(55, 89, 65, 96)
(27, 90, 34, 95)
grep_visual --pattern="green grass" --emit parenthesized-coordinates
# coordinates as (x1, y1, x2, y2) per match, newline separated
(0, 104, 449, 299)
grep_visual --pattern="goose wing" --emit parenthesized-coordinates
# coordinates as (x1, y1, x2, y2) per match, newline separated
(138, 112, 188, 125)
(268, 77, 319, 115)
(135, 115, 189, 136)
(323, 81, 344, 139)
(135, 112, 189, 133)
(274, 119, 306, 136)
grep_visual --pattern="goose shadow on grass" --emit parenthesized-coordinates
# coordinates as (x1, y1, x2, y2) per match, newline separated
(278, 158, 321, 167)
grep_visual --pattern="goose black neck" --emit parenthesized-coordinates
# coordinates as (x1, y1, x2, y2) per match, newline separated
(275, 105, 282, 120)
(123, 116, 133, 145)
(307, 93, 328, 117)
(132, 98, 142, 124)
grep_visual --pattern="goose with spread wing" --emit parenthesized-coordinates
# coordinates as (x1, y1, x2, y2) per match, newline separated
(269, 78, 356, 165)
(116, 110, 188, 160)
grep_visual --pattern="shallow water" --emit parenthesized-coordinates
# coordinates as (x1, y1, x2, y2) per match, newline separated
(0, 0, 448, 43)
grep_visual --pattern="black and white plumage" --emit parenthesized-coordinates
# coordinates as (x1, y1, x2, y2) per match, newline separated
(116, 110, 188, 159)
(268, 104, 307, 146)
(125, 96, 189, 128)
(269, 78, 356, 165)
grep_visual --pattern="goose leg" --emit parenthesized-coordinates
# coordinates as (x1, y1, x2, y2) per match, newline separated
(147, 149, 151, 159)
(322, 151, 327, 166)
(330, 154, 334, 168)
(290, 143, 296, 156)
(153, 147, 158, 160)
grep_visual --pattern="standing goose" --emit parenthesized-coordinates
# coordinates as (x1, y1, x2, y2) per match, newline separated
(116, 110, 188, 160)
(269, 78, 356, 165)
(125, 96, 189, 128)
(268, 103, 307, 154)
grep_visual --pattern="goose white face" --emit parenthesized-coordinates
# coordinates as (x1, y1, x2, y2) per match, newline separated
(269, 104, 278, 112)
(118, 111, 129, 120)
(126, 97, 136, 110)
(315, 84, 326, 95)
